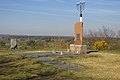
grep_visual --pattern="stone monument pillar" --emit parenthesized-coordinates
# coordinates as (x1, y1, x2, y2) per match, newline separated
(74, 22, 83, 45)
(70, 21, 87, 54)
(70, 0, 87, 54)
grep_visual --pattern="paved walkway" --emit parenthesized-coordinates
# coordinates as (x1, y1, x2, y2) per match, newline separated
(23, 52, 82, 70)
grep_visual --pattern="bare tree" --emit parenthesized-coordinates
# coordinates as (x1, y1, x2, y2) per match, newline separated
(83, 30, 88, 38)
(83, 26, 116, 49)
(87, 30, 99, 38)
(98, 26, 116, 38)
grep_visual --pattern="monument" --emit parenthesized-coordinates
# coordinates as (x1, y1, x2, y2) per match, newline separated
(70, 0, 87, 54)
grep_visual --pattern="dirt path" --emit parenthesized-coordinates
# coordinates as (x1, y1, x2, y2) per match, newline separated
(23, 52, 80, 70)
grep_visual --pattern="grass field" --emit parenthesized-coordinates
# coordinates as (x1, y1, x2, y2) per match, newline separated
(100, 50, 120, 54)
(53, 51, 120, 80)
(0, 51, 77, 80)
(0, 50, 120, 80)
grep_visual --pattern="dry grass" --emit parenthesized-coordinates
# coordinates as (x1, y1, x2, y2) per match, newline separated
(76, 53, 120, 80)
(0, 50, 120, 80)
(54, 52, 120, 80)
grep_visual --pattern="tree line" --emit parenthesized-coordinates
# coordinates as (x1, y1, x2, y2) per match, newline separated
(83, 26, 120, 50)
(0, 26, 120, 51)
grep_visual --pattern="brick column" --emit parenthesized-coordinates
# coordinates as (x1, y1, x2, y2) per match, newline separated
(74, 22, 83, 45)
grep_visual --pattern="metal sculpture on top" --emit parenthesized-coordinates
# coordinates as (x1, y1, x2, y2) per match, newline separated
(76, 0, 85, 22)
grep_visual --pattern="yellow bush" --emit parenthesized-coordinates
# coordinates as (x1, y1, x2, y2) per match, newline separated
(94, 40, 109, 50)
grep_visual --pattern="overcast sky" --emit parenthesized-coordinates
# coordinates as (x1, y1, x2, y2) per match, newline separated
(0, 0, 120, 36)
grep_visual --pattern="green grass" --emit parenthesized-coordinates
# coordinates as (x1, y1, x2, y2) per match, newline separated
(0, 51, 78, 80)
(99, 50, 120, 54)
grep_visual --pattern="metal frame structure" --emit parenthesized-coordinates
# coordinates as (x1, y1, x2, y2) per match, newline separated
(76, 0, 85, 22)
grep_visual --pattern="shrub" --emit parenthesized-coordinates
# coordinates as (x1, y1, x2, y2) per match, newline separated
(94, 40, 109, 50)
